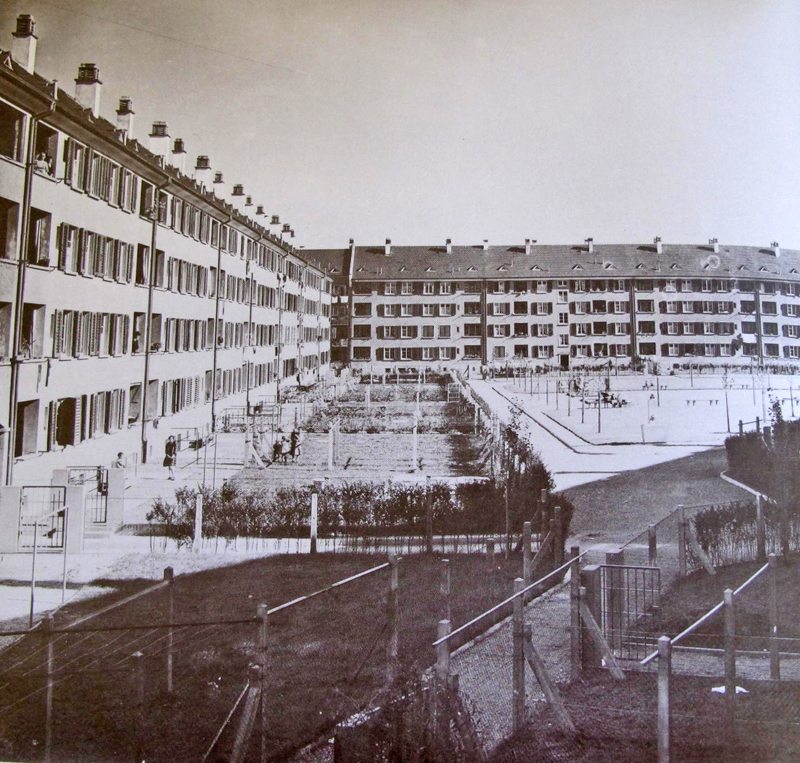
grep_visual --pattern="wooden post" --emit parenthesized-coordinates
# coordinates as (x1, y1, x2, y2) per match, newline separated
(133, 651, 146, 763)
(328, 426, 334, 470)
(524, 624, 576, 736)
(43, 613, 54, 763)
(570, 547, 581, 681)
(523, 522, 532, 584)
(553, 506, 563, 566)
(164, 567, 174, 693)
(579, 567, 602, 670)
(504, 477, 511, 558)
(657, 636, 671, 763)
(440, 558, 451, 624)
(756, 494, 766, 563)
(425, 478, 433, 554)
(648, 524, 657, 566)
(677, 506, 686, 578)
(387, 555, 399, 684)
(193, 493, 203, 552)
(436, 620, 451, 683)
(486, 538, 495, 564)
(257, 603, 268, 763)
(512, 578, 525, 733)
(768, 554, 780, 680)
(412, 415, 419, 472)
(310, 493, 318, 554)
(723, 589, 736, 724)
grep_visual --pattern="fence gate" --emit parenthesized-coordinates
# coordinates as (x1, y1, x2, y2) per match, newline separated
(67, 467, 108, 524)
(17, 486, 67, 550)
(599, 564, 661, 661)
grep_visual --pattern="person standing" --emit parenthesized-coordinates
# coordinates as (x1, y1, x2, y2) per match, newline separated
(164, 436, 177, 480)
(280, 436, 291, 465)
(290, 428, 303, 463)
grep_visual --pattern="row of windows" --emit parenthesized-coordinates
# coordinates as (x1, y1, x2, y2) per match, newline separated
(352, 346, 458, 361)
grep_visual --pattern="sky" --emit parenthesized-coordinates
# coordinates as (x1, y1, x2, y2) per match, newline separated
(1, 0, 799, 251)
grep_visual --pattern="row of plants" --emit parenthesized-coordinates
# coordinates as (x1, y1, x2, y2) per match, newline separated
(691, 499, 800, 568)
(302, 404, 474, 433)
(338, 382, 450, 403)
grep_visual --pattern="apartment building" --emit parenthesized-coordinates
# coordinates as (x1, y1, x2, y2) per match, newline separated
(309, 237, 800, 373)
(0, 15, 331, 485)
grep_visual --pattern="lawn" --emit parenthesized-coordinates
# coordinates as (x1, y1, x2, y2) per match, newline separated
(0, 552, 527, 763)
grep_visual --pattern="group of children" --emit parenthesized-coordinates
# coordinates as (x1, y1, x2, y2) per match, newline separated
(271, 428, 303, 465)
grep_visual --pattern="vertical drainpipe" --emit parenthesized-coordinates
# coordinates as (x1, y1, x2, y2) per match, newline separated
(755, 284, 764, 368)
(210, 215, 230, 433)
(628, 278, 638, 365)
(275, 266, 287, 404)
(480, 279, 488, 365)
(244, 259, 254, 416)
(139, 180, 169, 464)
(6, 96, 56, 486)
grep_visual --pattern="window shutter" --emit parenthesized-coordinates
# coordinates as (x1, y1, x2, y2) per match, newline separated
(52, 310, 63, 356)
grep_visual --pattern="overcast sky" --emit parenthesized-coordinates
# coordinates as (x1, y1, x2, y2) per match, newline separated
(2, 0, 799, 250)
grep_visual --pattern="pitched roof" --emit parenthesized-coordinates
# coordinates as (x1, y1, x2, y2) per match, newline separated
(304, 243, 800, 282)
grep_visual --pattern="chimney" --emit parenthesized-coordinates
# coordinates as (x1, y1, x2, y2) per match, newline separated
(525, 238, 537, 256)
(385, 238, 392, 256)
(11, 14, 37, 74)
(170, 138, 187, 174)
(212, 171, 225, 198)
(245, 195, 254, 213)
(75, 63, 102, 117)
(446, 238, 452, 255)
(482, 239, 489, 251)
(256, 205, 265, 216)
(653, 236, 663, 255)
(115, 97, 135, 140)
(230, 183, 245, 213)
(709, 238, 719, 254)
(193, 155, 212, 189)
(772, 241, 781, 258)
(585, 237, 594, 254)
(148, 122, 170, 162)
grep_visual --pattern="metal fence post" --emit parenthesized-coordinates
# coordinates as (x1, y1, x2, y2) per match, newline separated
(328, 426, 334, 471)
(257, 603, 268, 763)
(193, 493, 203, 552)
(440, 558, 451, 624)
(436, 620, 451, 683)
(310, 493, 318, 554)
(570, 547, 581, 681)
(43, 612, 54, 763)
(387, 555, 399, 684)
(553, 506, 563, 566)
(657, 636, 671, 763)
(164, 566, 174, 693)
(768, 554, 780, 680)
(648, 524, 657, 566)
(512, 578, 525, 733)
(723, 589, 736, 728)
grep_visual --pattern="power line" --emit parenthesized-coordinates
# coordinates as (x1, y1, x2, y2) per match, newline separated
(35, 0, 311, 77)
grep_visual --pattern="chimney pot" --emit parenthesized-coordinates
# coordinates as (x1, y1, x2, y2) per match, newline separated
(232, 184, 244, 196)
(256, 205, 265, 215)
(147, 121, 170, 161)
(384, 238, 392, 256)
(169, 139, 186, 174)
(482, 239, 489, 251)
(524, 238, 537, 256)
(446, 238, 452, 255)
(709, 238, 719, 254)
(654, 236, 662, 255)
(585, 238, 594, 254)
(213, 171, 223, 182)
(75, 63, 102, 117)
(115, 96, 134, 139)
(282, 223, 291, 232)
(271, 215, 280, 225)
(195, 155, 210, 169)
(11, 14, 37, 74)
(245, 195, 253, 206)
(772, 241, 781, 257)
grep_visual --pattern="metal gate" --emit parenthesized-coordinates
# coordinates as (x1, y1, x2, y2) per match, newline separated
(67, 467, 108, 524)
(600, 564, 661, 660)
(17, 486, 67, 550)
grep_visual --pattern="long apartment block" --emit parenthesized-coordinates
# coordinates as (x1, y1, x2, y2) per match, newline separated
(0, 15, 332, 485)
(308, 238, 800, 372)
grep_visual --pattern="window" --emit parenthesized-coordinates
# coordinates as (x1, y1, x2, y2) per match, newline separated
(423, 304, 435, 317)
(514, 302, 528, 315)
(423, 282, 435, 295)
(493, 345, 506, 359)
(639, 342, 656, 355)
(422, 325, 434, 339)
(680, 279, 692, 293)
(787, 325, 800, 338)
(787, 346, 800, 359)
(536, 303, 551, 316)
(705, 344, 717, 357)
(400, 304, 413, 317)
(558, 312, 568, 325)
(440, 347, 456, 360)
(439, 325, 451, 339)
(666, 301, 678, 314)
(593, 322, 607, 335)
(664, 279, 676, 292)
(638, 321, 655, 334)
(592, 300, 606, 314)
(493, 281, 507, 294)
(353, 347, 371, 361)
(492, 324, 510, 338)
(464, 345, 481, 359)
(20, 303, 44, 358)
(135, 244, 149, 286)
(384, 282, 396, 295)
(557, 290, 568, 304)
(464, 282, 481, 294)
(742, 321, 757, 334)
(637, 300, 654, 313)
(464, 302, 481, 315)
(763, 322, 779, 336)
(668, 344, 679, 357)
(786, 284, 797, 297)
(401, 282, 413, 295)
(440, 282, 452, 295)
(559, 334, 569, 347)
(514, 323, 528, 337)
(439, 304, 454, 317)
(514, 345, 529, 358)
(34, 124, 58, 177)
(464, 323, 482, 337)
(422, 347, 436, 360)
(702, 280, 713, 292)
(15, 399, 39, 456)
(703, 323, 715, 335)
(400, 325, 417, 339)
(400, 347, 412, 361)
(683, 322, 695, 335)
(574, 302, 586, 315)
(537, 281, 548, 294)
(27, 208, 51, 266)
(762, 302, 777, 315)
(765, 343, 779, 357)
(740, 301, 756, 314)
(353, 324, 371, 338)
(354, 303, 372, 317)
(384, 304, 396, 317)
(0, 102, 25, 162)
(613, 301, 627, 314)
(667, 322, 679, 335)
(574, 280, 586, 293)
(492, 303, 509, 316)
(575, 323, 588, 336)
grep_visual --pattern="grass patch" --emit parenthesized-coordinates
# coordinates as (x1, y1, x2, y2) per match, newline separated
(0, 552, 527, 763)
